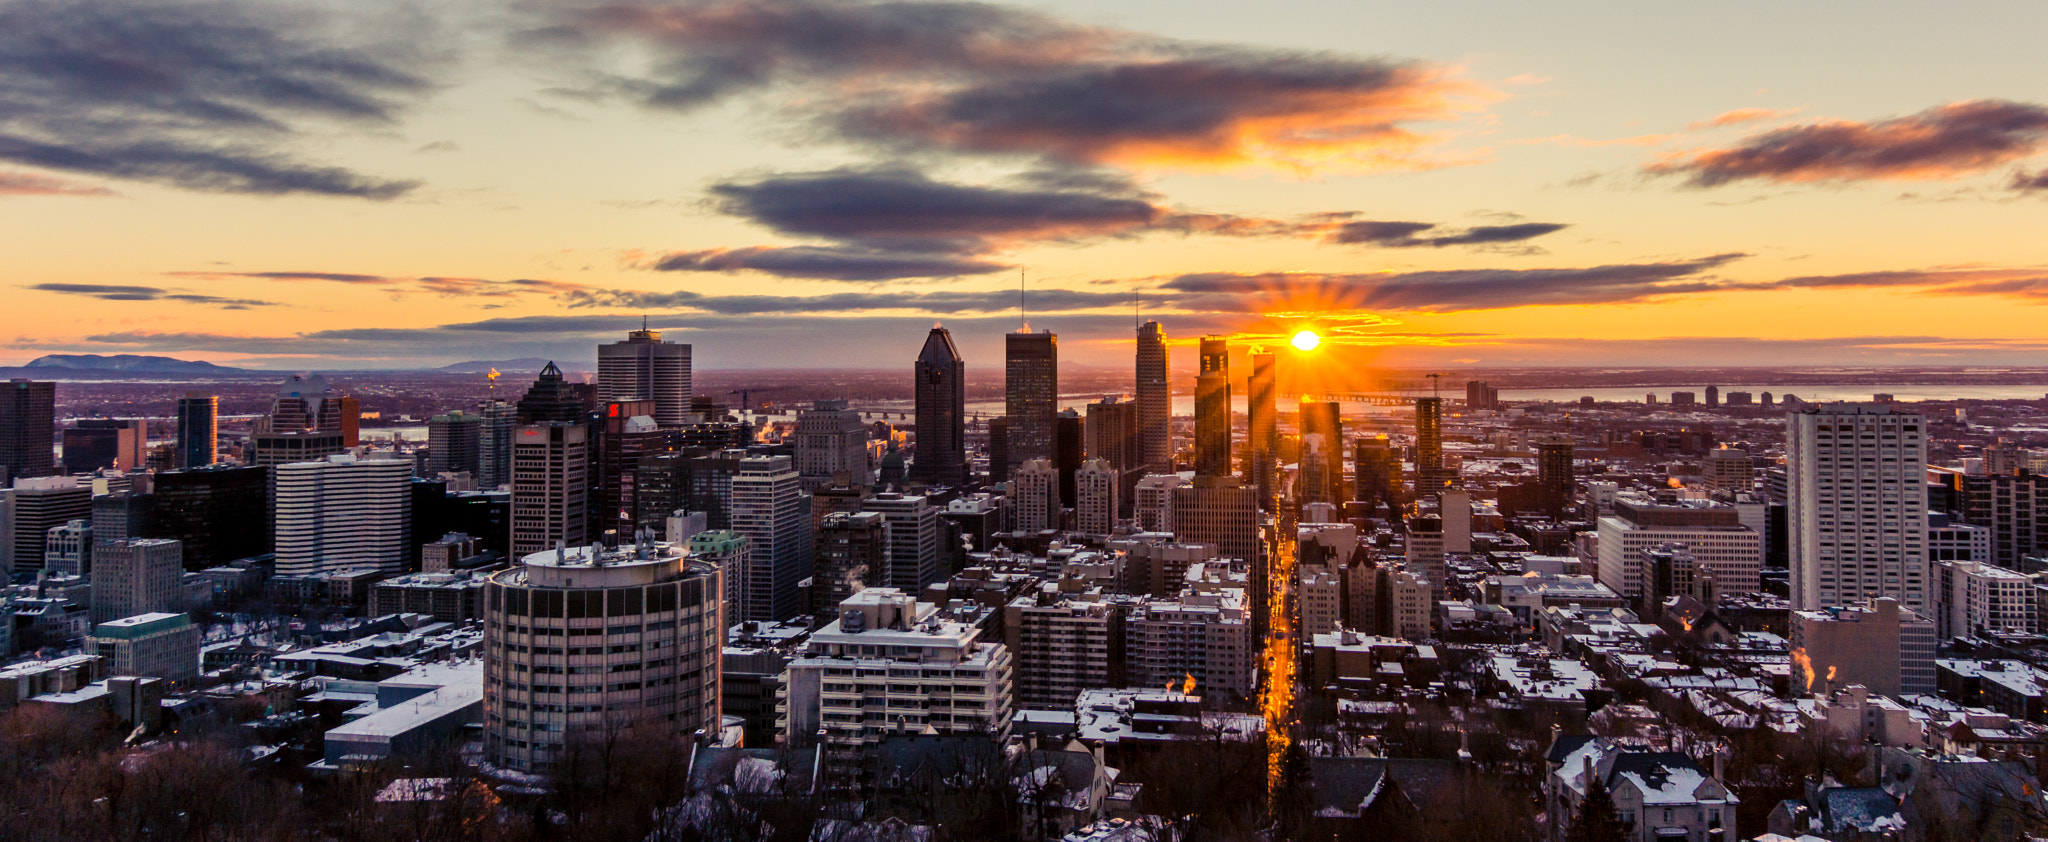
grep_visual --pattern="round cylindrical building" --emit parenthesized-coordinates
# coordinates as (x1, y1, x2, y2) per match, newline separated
(482, 540, 723, 774)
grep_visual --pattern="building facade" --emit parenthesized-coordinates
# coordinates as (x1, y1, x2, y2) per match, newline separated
(1005, 330, 1058, 475)
(597, 328, 692, 428)
(274, 452, 413, 577)
(1788, 405, 1929, 613)
(910, 326, 968, 488)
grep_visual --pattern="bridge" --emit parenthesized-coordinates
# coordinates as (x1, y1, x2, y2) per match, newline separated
(1282, 392, 1449, 407)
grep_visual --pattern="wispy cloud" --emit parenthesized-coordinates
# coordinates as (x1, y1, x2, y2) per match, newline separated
(165, 270, 586, 299)
(1649, 99, 2048, 187)
(0, 171, 115, 197)
(1162, 254, 1751, 312)
(1685, 107, 1800, 131)
(25, 282, 274, 309)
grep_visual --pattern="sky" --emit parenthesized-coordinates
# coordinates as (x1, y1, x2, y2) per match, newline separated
(4, 0, 2048, 372)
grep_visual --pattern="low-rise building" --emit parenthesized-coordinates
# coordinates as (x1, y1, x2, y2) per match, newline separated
(89, 612, 199, 683)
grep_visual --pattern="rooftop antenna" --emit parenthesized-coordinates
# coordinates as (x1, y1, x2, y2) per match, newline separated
(1019, 268, 1027, 332)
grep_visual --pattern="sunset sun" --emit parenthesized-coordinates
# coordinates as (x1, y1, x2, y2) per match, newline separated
(1291, 330, 1321, 351)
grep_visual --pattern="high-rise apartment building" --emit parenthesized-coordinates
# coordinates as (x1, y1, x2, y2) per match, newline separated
(1788, 404, 1929, 613)
(1075, 459, 1118, 538)
(598, 327, 692, 427)
(1246, 352, 1278, 504)
(1465, 380, 1498, 411)
(482, 540, 724, 773)
(1011, 459, 1059, 534)
(1, 379, 56, 483)
(1790, 598, 1935, 697)
(1169, 476, 1259, 564)
(1135, 321, 1171, 474)
(1126, 589, 1254, 700)
(796, 401, 870, 490)
(730, 456, 808, 621)
(90, 613, 200, 683)
(813, 512, 880, 616)
(1005, 329, 1058, 475)
(511, 423, 589, 558)
(865, 492, 939, 594)
(274, 452, 414, 577)
(1194, 337, 1231, 478)
(175, 395, 218, 469)
(91, 538, 184, 624)
(597, 401, 676, 541)
(1005, 591, 1126, 710)
(427, 410, 483, 477)
(5, 476, 91, 573)
(687, 529, 749, 622)
(1943, 472, 2048, 570)
(1704, 447, 1755, 495)
(1134, 473, 1187, 533)
(1538, 438, 1576, 495)
(910, 326, 968, 488)
(1933, 559, 2036, 638)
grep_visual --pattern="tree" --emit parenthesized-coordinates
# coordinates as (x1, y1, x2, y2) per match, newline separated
(1566, 774, 1631, 842)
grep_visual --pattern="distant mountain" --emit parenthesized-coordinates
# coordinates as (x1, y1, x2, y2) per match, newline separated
(437, 358, 559, 374)
(22, 354, 244, 374)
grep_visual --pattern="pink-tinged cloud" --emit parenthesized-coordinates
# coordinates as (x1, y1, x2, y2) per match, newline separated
(165, 270, 587, 298)
(1685, 107, 1800, 131)
(2014, 170, 2048, 193)
(0, 171, 114, 196)
(1649, 99, 2048, 186)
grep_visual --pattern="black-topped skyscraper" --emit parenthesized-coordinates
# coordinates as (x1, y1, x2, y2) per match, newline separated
(1005, 329, 1058, 478)
(1, 379, 56, 484)
(1194, 337, 1231, 478)
(175, 395, 217, 468)
(516, 362, 590, 424)
(598, 326, 691, 427)
(1136, 321, 1171, 474)
(1246, 351, 1278, 504)
(910, 325, 968, 487)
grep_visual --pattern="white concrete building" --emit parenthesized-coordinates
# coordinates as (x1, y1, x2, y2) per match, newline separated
(1297, 564, 1343, 637)
(1012, 459, 1058, 533)
(1133, 473, 1187, 533)
(1934, 559, 2036, 639)
(90, 538, 183, 625)
(274, 452, 413, 577)
(1788, 404, 1929, 612)
(90, 612, 200, 683)
(1596, 493, 1762, 599)
(1074, 459, 1118, 539)
(1125, 589, 1255, 701)
(795, 400, 870, 489)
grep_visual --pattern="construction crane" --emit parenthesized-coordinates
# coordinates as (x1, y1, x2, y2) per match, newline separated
(1427, 373, 1441, 398)
(728, 389, 756, 412)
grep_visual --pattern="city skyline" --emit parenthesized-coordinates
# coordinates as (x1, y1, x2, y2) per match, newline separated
(4, 0, 2047, 371)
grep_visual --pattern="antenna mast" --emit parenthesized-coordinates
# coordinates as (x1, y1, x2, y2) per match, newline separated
(1019, 269, 1027, 331)
(1427, 373, 1441, 398)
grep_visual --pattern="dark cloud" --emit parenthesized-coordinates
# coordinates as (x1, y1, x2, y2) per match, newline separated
(2013, 169, 2048, 193)
(164, 270, 586, 298)
(1164, 253, 1751, 312)
(563, 286, 1127, 315)
(0, 0, 438, 197)
(649, 246, 1009, 281)
(532, 0, 1484, 172)
(26, 282, 273, 308)
(1328, 220, 1567, 248)
(1648, 100, 2048, 187)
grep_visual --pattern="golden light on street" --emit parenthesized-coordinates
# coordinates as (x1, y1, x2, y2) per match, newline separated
(1290, 330, 1321, 351)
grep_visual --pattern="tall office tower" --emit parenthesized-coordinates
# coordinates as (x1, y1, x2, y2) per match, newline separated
(62, 419, 146, 473)
(1704, 385, 1720, 408)
(1537, 437, 1576, 496)
(1194, 337, 1231, 478)
(44, 519, 91, 576)
(1464, 380, 1498, 411)
(730, 456, 807, 622)
(268, 374, 358, 441)
(477, 399, 517, 489)
(1075, 459, 1118, 538)
(865, 492, 940, 594)
(1005, 592, 1127, 711)
(598, 326, 692, 427)
(1, 379, 57, 483)
(1134, 473, 1187, 533)
(1135, 321, 1172, 474)
(1011, 458, 1059, 533)
(6, 476, 91, 573)
(274, 452, 413, 577)
(986, 416, 1010, 483)
(1169, 476, 1259, 564)
(427, 410, 483, 477)
(1788, 404, 1930, 613)
(598, 401, 676, 542)
(482, 540, 724, 773)
(175, 395, 218, 469)
(249, 376, 350, 468)
(795, 400, 870, 491)
(1414, 397, 1449, 489)
(687, 529, 749, 623)
(517, 362, 592, 424)
(149, 465, 267, 569)
(1004, 329, 1058, 476)
(90, 538, 183, 624)
(910, 326, 968, 488)
(1085, 396, 1139, 513)
(814, 511, 880, 616)
(1299, 399, 1344, 504)
(1246, 352, 1278, 504)
(1055, 408, 1084, 507)
(1353, 436, 1401, 511)
(511, 423, 589, 558)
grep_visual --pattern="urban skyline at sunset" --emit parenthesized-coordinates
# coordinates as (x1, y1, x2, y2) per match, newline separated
(6, 0, 2048, 371)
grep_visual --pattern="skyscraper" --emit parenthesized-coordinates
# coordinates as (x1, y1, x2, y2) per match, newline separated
(1246, 352, 1278, 504)
(1005, 330, 1058, 476)
(1086, 396, 1140, 515)
(1056, 408, 1084, 507)
(730, 456, 808, 621)
(1194, 337, 1231, 478)
(1011, 459, 1058, 533)
(5, 476, 90, 573)
(427, 410, 483, 477)
(477, 399, 516, 489)
(516, 362, 591, 424)
(1537, 437, 1576, 496)
(1789, 404, 1930, 613)
(1353, 436, 1400, 512)
(249, 374, 350, 468)
(511, 423, 589, 558)
(1415, 397, 1449, 489)
(1075, 458, 1117, 538)
(598, 400, 677, 542)
(866, 492, 940, 594)
(910, 326, 968, 488)
(1, 379, 56, 484)
(150, 465, 268, 569)
(61, 418, 146, 473)
(175, 395, 217, 469)
(814, 511, 880, 615)
(1135, 321, 1171, 474)
(1299, 399, 1343, 505)
(274, 452, 414, 577)
(598, 326, 693, 427)
(795, 400, 870, 490)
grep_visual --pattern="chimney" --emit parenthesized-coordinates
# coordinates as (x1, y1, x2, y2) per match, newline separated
(1713, 745, 1726, 781)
